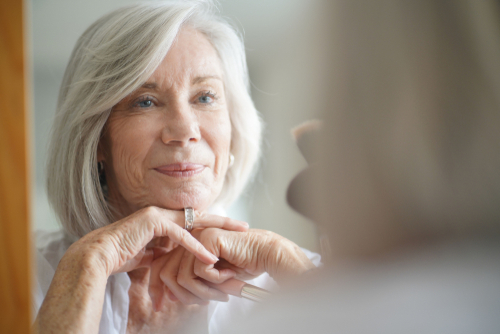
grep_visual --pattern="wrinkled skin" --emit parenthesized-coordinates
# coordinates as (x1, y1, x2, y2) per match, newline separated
(193, 228, 316, 283)
(34, 207, 247, 334)
(35, 25, 313, 334)
(127, 268, 209, 334)
(126, 228, 314, 334)
(97, 27, 234, 333)
(99, 27, 232, 218)
(148, 228, 315, 311)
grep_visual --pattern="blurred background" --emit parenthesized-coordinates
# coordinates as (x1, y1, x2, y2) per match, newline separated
(31, 0, 332, 252)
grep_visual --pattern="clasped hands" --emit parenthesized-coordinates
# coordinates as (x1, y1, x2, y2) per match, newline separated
(66, 206, 314, 311)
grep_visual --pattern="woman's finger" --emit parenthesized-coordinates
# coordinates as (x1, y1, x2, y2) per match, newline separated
(148, 208, 219, 265)
(193, 258, 239, 284)
(213, 259, 257, 280)
(158, 247, 208, 305)
(96, 207, 251, 275)
(146, 236, 178, 252)
(148, 245, 187, 311)
(201, 278, 248, 297)
(194, 213, 249, 232)
(113, 247, 154, 274)
(177, 251, 230, 302)
(149, 250, 173, 312)
(154, 208, 248, 232)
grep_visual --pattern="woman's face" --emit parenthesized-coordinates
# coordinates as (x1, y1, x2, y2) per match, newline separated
(99, 27, 231, 216)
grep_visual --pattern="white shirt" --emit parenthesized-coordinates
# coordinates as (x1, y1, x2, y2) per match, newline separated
(32, 229, 321, 334)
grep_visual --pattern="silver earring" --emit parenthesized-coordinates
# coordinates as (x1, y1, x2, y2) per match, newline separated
(98, 161, 104, 175)
(228, 153, 235, 168)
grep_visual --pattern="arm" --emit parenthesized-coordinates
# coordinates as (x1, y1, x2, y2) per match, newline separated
(33, 247, 108, 334)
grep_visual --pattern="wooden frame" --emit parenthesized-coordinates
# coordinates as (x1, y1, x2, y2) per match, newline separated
(0, 0, 32, 332)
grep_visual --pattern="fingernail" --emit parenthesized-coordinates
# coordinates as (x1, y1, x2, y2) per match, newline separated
(242, 222, 249, 228)
(210, 254, 219, 263)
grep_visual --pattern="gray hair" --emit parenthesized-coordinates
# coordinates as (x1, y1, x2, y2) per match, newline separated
(47, 0, 262, 238)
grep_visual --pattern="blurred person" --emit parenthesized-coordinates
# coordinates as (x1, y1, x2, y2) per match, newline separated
(33, 1, 320, 333)
(214, 0, 500, 333)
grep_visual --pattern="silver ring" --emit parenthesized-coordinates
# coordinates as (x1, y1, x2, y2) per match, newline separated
(184, 207, 194, 231)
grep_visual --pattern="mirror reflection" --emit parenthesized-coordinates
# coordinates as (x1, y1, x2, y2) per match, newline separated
(32, 0, 323, 244)
(31, 0, 325, 332)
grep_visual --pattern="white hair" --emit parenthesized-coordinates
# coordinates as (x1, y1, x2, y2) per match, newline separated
(47, 0, 263, 238)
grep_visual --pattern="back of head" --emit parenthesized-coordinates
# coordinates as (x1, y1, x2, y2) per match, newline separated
(231, 2, 500, 333)
(303, 0, 500, 258)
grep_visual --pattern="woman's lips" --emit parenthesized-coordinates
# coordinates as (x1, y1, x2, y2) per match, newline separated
(154, 163, 205, 178)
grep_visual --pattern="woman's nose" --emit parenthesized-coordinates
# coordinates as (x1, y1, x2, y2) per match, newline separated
(161, 103, 201, 147)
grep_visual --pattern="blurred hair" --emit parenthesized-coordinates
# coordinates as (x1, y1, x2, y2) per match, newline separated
(47, 0, 262, 238)
(314, 0, 500, 246)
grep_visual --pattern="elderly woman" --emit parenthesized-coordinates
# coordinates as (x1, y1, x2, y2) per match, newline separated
(33, 1, 318, 333)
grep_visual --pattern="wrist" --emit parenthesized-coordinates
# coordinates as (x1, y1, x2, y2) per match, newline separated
(60, 242, 110, 281)
(38, 242, 109, 334)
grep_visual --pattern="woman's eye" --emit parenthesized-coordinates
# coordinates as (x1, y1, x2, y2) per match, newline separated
(197, 91, 217, 104)
(133, 96, 156, 109)
(199, 95, 212, 104)
(138, 99, 153, 108)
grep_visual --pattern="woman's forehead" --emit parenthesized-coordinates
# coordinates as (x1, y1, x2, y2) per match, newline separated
(148, 27, 224, 88)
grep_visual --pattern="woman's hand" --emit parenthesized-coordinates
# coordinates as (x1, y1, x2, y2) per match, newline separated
(66, 206, 248, 276)
(194, 228, 315, 283)
(151, 228, 315, 306)
(35, 207, 248, 334)
(147, 213, 247, 309)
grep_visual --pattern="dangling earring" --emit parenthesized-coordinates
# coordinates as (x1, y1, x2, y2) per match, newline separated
(98, 161, 104, 175)
(97, 161, 109, 196)
(228, 153, 235, 168)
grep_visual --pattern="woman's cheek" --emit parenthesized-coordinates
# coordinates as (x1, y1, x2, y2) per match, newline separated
(209, 113, 232, 176)
(108, 116, 156, 191)
(117, 146, 146, 190)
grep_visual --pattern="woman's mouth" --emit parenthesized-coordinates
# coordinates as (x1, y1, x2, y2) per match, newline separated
(154, 163, 205, 178)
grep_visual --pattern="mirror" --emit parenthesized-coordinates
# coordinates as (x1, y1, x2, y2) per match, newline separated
(31, 0, 328, 252)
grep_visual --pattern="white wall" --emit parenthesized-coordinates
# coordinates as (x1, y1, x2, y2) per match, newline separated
(31, 0, 330, 252)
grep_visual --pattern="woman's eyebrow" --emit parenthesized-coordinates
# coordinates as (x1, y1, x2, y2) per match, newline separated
(192, 75, 222, 84)
(140, 82, 159, 90)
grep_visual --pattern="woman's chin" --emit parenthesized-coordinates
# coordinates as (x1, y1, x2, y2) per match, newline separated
(151, 191, 215, 212)
(144, 175, 221, 209)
